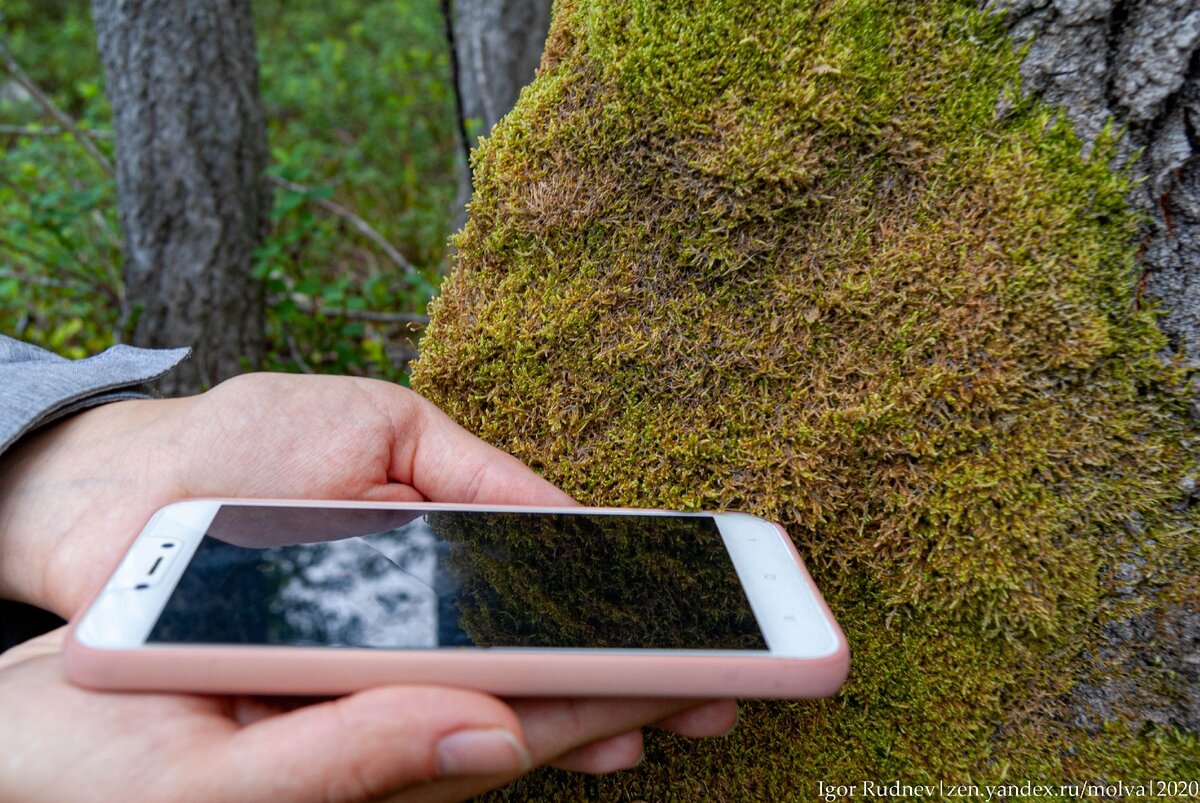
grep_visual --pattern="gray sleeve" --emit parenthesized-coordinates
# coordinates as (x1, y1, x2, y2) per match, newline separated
(0, 335, 190, 457)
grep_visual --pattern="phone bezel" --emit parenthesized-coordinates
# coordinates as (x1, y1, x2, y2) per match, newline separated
(68, 500, 849, 698)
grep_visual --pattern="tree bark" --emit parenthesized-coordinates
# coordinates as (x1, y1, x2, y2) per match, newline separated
(995, 0, 1200, 367)
(450, 0, 552, 143)
(993, 0, 1200, 732)
(445, 0, 551, 233)
(93, 0, 270, 395)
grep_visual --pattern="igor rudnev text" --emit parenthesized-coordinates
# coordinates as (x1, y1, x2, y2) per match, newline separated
(817, 779, 1200, 800)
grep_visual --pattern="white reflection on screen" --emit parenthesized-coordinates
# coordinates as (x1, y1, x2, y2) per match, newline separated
(268, 520, 440, 648)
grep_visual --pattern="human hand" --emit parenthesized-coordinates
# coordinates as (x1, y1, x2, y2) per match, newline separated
(0, 372, 579, 616)
(0, 627, 735, 802)
(0, 372, 737, 800)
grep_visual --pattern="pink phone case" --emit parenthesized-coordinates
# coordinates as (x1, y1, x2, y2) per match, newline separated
(64, 509, 849, 699)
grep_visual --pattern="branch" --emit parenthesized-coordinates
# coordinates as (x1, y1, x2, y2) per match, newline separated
(0, 123, 114, 138)
(0, 266, 92, 292)
(0, 39, 114, 175)
(283, 329, 316, 374)
(267, 174, 421, 278)
(331, 307, 429, 325)
(286, 293, 429, 325)
(0, 220, 121, 304)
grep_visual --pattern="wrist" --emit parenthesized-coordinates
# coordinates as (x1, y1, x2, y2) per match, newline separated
(0, 398, 186, 616)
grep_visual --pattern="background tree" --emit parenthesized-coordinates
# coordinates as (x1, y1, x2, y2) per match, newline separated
(444, 0, 552, 229)
(448, 0, 552, 142)
(414, 0, 1200, 796)
(93, 0, 270, 394)
(3, 0, 541, 385)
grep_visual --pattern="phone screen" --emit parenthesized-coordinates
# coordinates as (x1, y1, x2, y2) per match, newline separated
(146, 506, 770, 652)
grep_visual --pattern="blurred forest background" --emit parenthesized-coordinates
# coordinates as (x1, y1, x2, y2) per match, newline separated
(0, 0, 473, 383)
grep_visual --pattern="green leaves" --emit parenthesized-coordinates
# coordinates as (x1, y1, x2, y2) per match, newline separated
(3, 0, 456, 382)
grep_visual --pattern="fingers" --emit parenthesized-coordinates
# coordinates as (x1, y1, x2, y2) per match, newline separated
(374, 383, 577, 507)
(547, 729, 645, 774)
(217, 686, 531, 803)
(389, 697, 730, 802)
(653, 699, 738, 738)
(357, 482, 427, 504)
(544, 700, 738, 774)
(389, 697, 705, 802)
(182, 373, 573, 507)
(0, 626, 66, 671)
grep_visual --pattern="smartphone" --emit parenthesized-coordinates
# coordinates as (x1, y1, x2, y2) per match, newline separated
(65, 500, 848, 699)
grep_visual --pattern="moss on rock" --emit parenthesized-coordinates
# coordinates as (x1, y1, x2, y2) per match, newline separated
(413, 0, 1200, 796)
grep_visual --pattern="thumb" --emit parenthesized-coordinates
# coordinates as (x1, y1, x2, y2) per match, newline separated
(215, 686, 531, 802)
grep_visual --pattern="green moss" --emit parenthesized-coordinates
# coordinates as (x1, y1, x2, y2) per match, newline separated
(414, 0, 1200, 796)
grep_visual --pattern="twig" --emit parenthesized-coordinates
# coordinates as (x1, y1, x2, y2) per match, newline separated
(0, 266, 91, 291)
(0, 123, 114, 138)
(284, 330, 316, 374)
(91, 209, 123, 248)
(0, 229, 120, 306)
(323, 307, 429, 325)
(328, 307, 429, 325)
(286, 293, 429, 325)
(0, 228, 60, 267)
(267, 174, 421, 278)
(0, 39, 114, 175)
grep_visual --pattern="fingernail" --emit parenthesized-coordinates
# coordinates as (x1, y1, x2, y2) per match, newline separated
(436, 728, 532, 778)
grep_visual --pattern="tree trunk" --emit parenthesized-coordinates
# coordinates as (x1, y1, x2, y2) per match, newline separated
(996, 0, 1200, 367)
(994, 0, 1200, 735)
(444, 0, 551, 233)
(93, 0, 270, 395)
(450, 0, 552, 143)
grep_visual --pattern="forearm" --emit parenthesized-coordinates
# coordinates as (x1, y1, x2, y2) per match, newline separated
(0, 337, 189, 616)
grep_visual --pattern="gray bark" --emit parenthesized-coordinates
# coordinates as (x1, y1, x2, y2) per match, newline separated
(992, 0, 1200, 734)
(995, 0, 1200, 365)
(450, 0, 552, 140)
(446, 0, 551, 232)
(93, 0, 270, 395)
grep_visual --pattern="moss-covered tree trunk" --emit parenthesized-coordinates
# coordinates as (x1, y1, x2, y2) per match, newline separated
(997, 0, 1200, 370)
(414, 0, 1199, 797)
(993, 0, 1200, 738)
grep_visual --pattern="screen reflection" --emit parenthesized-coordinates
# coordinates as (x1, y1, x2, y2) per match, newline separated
(148, 507, 768, 651)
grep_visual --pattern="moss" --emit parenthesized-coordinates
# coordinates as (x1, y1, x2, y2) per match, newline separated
(413, 0, 1200, 797)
